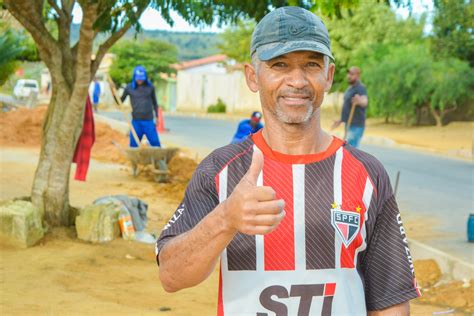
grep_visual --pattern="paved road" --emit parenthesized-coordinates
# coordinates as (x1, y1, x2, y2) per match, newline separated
(102, 112, 473, 262)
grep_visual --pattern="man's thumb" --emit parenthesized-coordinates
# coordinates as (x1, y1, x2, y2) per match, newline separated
(246, 148, 264, 184)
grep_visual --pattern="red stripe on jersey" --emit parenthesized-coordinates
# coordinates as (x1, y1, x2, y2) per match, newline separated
(252, 131, 344, 164)
(340, 148, 369, 268)
(218, 265, 223, 316)
(263, 158, 295, 271)
(324, 283, 336, 296)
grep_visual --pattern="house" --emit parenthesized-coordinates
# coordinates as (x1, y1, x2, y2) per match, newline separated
(171, 54, 260, 113)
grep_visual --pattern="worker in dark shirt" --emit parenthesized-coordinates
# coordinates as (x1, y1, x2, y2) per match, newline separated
(231, 111, 263, 144)
(331, 66, 368, 148)
(121, 66, 161, 147)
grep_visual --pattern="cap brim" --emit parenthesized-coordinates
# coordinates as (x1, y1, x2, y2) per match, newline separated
(135, 75, 146, 81)
(257, 41, 334, 62)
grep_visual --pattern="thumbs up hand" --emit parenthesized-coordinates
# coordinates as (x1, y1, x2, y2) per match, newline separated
(222, 149, 285, 235)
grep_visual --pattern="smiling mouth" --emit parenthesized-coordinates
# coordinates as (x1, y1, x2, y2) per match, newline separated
(280, 95, 310, 105)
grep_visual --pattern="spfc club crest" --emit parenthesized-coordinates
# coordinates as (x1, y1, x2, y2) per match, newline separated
(331, 205, 361, 247)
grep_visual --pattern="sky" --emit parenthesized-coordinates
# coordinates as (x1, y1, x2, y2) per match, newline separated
(72, 0, 434, 33)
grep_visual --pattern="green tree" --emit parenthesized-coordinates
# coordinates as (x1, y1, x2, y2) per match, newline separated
(364, 43, 473, 126)
(326, 1, 425, 91)
(109, 39, 177, 85)
(363, 44, 433, 125)
(428, 58, 474, 126)
(16, 32, 40, 62)
(218, 20, 254, 63)
(0, 22, 23, 85)
(5, 0, 350, 227)
(431, 0, 474, 66)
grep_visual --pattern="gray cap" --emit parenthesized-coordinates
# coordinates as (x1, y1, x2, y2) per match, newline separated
(250, 6, 334, 61)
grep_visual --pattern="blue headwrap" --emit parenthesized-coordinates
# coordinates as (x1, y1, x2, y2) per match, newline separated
(131, 65, 152, 89)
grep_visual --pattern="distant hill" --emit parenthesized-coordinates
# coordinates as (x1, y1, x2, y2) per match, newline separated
(71, 24, 221, 61)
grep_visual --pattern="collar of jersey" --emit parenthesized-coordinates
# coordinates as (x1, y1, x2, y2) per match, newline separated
(251, 130, 345, 164)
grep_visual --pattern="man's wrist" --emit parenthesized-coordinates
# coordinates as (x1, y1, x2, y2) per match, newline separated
(215, 200, 238, 237)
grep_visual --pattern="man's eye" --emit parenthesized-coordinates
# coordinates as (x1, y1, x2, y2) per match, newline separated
(307, 62, 321, 68)
(272, 62, 287, 68)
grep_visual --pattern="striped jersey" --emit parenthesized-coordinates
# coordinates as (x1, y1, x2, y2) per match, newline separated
(156, 131, 420, 315)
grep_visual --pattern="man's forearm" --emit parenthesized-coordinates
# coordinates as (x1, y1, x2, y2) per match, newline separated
(158, 202, 236, 292)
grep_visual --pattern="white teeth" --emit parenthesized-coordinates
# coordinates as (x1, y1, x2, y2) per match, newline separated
(284, 97, 306, 101)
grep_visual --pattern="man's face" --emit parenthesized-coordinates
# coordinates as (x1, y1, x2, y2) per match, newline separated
(347, 68, 360, 85)
(136, 79, 145, 85)
(250, 119, 259, 128)
(245, 51, 334, 125)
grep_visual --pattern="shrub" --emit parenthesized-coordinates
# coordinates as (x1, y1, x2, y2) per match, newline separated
(207, 98, 227, 113)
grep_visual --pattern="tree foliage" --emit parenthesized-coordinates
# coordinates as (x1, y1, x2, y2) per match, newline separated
(326, 1, 425, 91)
(431, 0, 474, 66)
(363, 44, 433, 123)
(363, 44, 473, 126)
(109, 39, 177, 85)
(218, 20, 254, 63)
(0, 22, 23, 85)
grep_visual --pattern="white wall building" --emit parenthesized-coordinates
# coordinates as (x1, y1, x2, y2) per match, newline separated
(173, 54, 261, 113)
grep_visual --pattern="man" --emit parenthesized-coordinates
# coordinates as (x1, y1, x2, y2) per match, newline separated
(231, 111, 264, 144)
(89, 77, 102, 113)
(121, 66, 161, 147)
(332, 67, 368, 148)
(156, 7, 419, 315)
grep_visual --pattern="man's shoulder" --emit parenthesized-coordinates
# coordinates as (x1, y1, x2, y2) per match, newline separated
(356, 82, 368, 93)
(196, 138, 254, 179)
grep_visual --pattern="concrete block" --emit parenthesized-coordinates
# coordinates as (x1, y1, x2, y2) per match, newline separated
(75, 204, 120, 243)
(0, 200, 44, 248)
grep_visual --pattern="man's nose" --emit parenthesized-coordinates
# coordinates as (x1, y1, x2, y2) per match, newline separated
(285, 67, 309, 89)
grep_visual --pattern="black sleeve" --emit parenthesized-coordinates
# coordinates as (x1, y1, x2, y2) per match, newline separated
(362, 194, 420, 310)
(120, 86, 129, 103)
(155, 165, 219, 263)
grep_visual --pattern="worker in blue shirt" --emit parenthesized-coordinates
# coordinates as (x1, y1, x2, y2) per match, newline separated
(121, 66, 161, 148)
(91, 77, 101, 113)
(231, 111, 263, 144)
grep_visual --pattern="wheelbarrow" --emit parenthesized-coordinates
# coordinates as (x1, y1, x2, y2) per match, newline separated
(113, 141, 179, 182)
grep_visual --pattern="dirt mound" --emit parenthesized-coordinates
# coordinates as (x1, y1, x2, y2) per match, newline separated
(0, 106, 47, 146)
(91, 122, 128, 164)
(418, 280, 474, 313)
(414, 259, 473, 313)
(0, 106, 129, 164)
(168, 155, 198, 182)
(135, 155, 198, 202)
(414, 259, 442, 288)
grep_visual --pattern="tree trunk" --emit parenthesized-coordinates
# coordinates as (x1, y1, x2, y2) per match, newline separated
(31, 74, 88, 226)
(430, 107, 443, 127)
(415, 107, 422, 126)
(29, 3, 97, 227)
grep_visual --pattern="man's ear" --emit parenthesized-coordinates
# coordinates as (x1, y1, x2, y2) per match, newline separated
(324, 63, 336, 92)
(244, 63, 259, 93)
